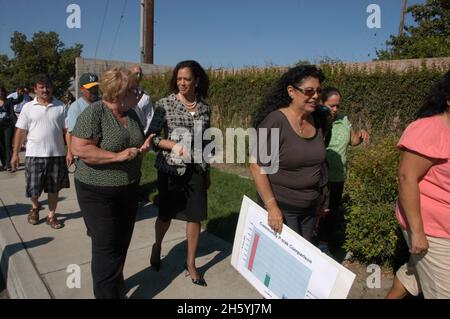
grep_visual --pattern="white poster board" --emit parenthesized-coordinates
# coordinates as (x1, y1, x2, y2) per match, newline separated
(231, 196, 355, 299)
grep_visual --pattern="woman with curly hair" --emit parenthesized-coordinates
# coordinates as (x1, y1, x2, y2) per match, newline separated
(249, 65, 328, 242)
(386, 70, 450, 299)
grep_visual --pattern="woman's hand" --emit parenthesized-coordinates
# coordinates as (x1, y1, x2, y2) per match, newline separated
(409, 231, 429, 255)
(359, 129, 371, 145)
(267, 201, 284, 234)
(139, 134, 155, 154)
(117, 147, 140, 162)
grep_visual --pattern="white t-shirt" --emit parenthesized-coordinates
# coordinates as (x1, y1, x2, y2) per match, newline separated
(132, 92, 153, 135)
(16, 97, 67, 157)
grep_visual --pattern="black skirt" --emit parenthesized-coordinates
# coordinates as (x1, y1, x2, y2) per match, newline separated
(157, 164, 208, 222)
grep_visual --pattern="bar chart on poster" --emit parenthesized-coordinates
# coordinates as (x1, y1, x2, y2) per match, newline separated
(245, 226, 312, 298)
(231, 196, 355, 299)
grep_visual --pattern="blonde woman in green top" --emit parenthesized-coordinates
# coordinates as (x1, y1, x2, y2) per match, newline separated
(71, 68, 154, 299)
(317, 87, 370, 255)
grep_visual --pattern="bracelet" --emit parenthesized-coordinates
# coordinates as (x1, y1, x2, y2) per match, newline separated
(265, 197, 276, 205)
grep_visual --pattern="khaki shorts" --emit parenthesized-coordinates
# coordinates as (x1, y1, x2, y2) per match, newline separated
(396, 229, 450, 298)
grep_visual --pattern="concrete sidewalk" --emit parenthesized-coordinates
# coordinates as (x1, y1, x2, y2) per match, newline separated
(0, 159, 260, 299)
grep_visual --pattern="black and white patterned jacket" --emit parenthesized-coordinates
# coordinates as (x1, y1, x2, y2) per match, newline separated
(149, 93, 211, 176)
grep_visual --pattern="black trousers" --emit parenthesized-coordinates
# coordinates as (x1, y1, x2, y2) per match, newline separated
(258, 196, 316, 243)
(0, 124, 14, 169)
(278, 201, 316, 243)
(317, 181, 345, 243)
(75, 179, 139, 299)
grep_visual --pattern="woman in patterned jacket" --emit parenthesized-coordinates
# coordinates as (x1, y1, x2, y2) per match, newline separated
(148, 60, 211, 287)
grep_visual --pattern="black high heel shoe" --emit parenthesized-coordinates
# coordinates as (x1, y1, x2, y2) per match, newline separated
(184, 263, 207, 287)
(150, 244, 161, 271)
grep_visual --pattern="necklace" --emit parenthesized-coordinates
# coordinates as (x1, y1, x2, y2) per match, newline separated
(178, 93, 197, 110)
(288, 107, 305, 135)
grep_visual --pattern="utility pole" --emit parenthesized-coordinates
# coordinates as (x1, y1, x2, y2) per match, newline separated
(141, 0, 154, 64)
(399, 0, 408, 36)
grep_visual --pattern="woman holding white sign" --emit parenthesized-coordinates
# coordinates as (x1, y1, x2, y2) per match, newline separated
(250, 65, 328, 242)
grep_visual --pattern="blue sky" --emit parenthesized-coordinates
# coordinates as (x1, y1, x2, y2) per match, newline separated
(0, 0, 425, 68)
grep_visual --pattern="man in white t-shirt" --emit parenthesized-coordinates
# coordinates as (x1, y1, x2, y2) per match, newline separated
(129, 64, 153, 135)
(11, 74, 70, 230)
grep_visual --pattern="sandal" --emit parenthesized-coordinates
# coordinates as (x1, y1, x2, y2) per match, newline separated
(27, 208, 39, 225)
(46, 215, 63, 229)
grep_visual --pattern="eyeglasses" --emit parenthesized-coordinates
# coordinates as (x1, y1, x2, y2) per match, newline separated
(292, 86, 322, 97)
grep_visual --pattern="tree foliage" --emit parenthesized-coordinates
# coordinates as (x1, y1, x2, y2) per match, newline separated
(0, 31, 82, 96)
(376, 0, 450, 60)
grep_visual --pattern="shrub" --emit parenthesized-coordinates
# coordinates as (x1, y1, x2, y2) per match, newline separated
(343, 135, 401, 264)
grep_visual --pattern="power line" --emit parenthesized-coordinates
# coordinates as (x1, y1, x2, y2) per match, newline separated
(109, 0, 129, 59)
(94, 0, 110, 60)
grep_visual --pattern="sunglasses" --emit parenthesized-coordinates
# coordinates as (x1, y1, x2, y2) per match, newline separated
(292, 86, 322, 97)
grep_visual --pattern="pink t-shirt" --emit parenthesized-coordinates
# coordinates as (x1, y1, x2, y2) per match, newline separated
(396, 115, 450, 239)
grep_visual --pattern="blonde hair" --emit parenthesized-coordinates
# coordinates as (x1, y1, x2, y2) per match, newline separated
(100, 67, 138, 103)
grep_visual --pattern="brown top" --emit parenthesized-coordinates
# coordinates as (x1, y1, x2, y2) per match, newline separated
(256, 110, 326, 208)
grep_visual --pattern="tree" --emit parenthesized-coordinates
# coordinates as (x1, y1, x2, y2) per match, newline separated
(376, 0, 450, 60)
(2, 31, 82, 95)
(0, 54, 12, 88)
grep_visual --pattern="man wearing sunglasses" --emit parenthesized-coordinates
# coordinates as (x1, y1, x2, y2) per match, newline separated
(129, 64, 153, 136)
(65, 73, 100, 168)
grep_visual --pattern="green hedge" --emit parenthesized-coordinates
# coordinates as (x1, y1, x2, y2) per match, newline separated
(142, 65, 447, 133)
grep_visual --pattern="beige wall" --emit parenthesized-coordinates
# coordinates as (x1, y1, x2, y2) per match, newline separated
(75, 57, 172, 97)
(339, 57, 450, 72)
(210, 57, 450, 77)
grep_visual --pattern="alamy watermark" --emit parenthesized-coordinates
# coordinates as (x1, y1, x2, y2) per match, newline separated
(366, 4, 381, 29)
(168, 121, 280, 174)
(66, 4, 81, 29)
(66, 264, 81, 289)
(366, 264, 382, 289)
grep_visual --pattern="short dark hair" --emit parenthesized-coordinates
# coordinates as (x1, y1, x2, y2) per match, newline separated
(416, 70, 450, 119)
(321, 87, 341, 103)
(170, 60, 209, 99)
(33, 74, 53, 87)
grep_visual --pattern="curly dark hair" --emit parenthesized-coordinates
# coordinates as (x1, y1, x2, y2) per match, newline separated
(252, 65, 325, 128)
(416, 69, 450, 119)
(170, 60, 209, 99)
